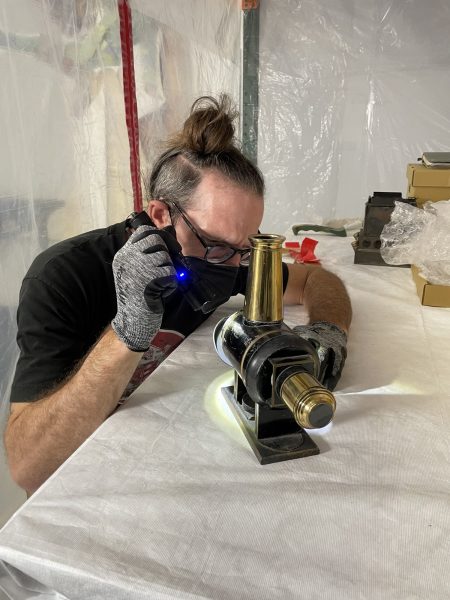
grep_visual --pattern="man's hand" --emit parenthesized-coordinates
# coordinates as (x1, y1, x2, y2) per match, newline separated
(293, 321, 347, 391)
(112, 226, 179, 352)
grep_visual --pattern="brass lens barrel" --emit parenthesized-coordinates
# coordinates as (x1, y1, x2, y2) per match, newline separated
(280, 372, 336, 429)
(243, 234, 285, 323)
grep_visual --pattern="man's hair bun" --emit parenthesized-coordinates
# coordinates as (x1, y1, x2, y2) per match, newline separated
(149, 93, 264, 206)
(170, 94, 237, 155)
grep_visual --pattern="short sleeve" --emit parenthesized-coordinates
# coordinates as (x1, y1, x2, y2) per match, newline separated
(10, 276, 90, 403)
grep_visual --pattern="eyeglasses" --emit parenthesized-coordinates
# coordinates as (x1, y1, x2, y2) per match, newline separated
(169, 201, 252, 266)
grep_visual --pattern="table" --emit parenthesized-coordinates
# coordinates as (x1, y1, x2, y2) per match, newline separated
(1, 236, 449, 600)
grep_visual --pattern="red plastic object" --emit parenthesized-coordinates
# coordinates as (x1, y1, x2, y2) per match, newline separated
(285, 238, 320, 264)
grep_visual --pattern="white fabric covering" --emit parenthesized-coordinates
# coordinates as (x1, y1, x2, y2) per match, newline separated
(0, 236, 449, 599)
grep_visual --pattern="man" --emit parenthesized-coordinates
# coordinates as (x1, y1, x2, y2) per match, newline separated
(5, 95, 351, 494)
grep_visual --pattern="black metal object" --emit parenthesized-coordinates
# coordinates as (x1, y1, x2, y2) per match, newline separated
(214, 313, 325, 464)
(352, 192, 416, 266)
(222, 380, 319, 465)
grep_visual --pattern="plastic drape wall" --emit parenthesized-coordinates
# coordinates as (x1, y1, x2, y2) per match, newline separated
(259, 0, 450, 234)
(0, 0, 132, 517)
(2, 0, 449, 514)
(129, 0, 240, 183)
(0, 0, 240, 521)
(0, 0, 131, 391)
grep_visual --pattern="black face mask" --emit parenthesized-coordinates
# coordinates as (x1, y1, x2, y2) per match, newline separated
(174, 256, 239, 314)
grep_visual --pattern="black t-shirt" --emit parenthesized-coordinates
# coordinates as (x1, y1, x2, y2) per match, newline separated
(10, 220, 289, 403)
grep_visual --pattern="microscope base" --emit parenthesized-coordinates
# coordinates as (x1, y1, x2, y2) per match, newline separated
(222, 386, 320, 464)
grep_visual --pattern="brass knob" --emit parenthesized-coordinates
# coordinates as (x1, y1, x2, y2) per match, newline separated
(279, 372, 336, 429)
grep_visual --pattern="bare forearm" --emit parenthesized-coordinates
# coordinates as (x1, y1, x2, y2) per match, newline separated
(303, 268, 352, 332)
(5, 327, 142, 494)
(284, 263, 352, 332)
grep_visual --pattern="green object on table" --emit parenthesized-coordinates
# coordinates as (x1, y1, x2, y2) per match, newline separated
(292, 224, 347, 237)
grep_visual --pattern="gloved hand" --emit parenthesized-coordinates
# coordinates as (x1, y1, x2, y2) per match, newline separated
(292, 321, 347, 391)
(112, 225, 180, 352)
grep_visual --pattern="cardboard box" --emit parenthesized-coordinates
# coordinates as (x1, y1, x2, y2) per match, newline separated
(411, 265, 450, 307)
(407, 164, 450, 187)
(406, 164, 450, 206)
(407, 185, 450, 203)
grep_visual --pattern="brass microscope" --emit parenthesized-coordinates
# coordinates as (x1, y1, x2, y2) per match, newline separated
(213, 234, 336, 464)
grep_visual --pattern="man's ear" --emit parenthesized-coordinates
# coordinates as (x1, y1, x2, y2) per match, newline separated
(147, 200, 171, 228)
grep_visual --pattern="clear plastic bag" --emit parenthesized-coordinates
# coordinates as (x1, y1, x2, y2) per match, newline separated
(380, 200, 450, 285)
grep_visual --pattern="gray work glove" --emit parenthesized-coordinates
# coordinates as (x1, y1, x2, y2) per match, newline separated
(292, 321, 347, 391)
(112, 225, 179, 352)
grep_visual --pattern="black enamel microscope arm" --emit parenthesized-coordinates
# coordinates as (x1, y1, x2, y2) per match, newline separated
(213, 234, 336, 464)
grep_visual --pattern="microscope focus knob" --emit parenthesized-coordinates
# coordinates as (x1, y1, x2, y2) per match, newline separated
(278, 372, 336, 429)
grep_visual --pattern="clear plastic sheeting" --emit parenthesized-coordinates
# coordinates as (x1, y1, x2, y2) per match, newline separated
(258, 0, 450, 234)
(0, 0, 240, 521)
(0, 1, 129, 381)
(381, 199, 450, 284)
(129, 0, 240, 188)
(0, 0, 131, 517)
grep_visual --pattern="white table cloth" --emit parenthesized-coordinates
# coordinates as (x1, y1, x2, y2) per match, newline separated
(0, 236, 449, 600)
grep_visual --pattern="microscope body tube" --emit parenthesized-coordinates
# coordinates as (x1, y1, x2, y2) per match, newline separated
(243, 234, 285, 323)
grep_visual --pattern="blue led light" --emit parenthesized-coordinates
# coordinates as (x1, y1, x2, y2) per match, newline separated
(178, 271, 186, 279)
